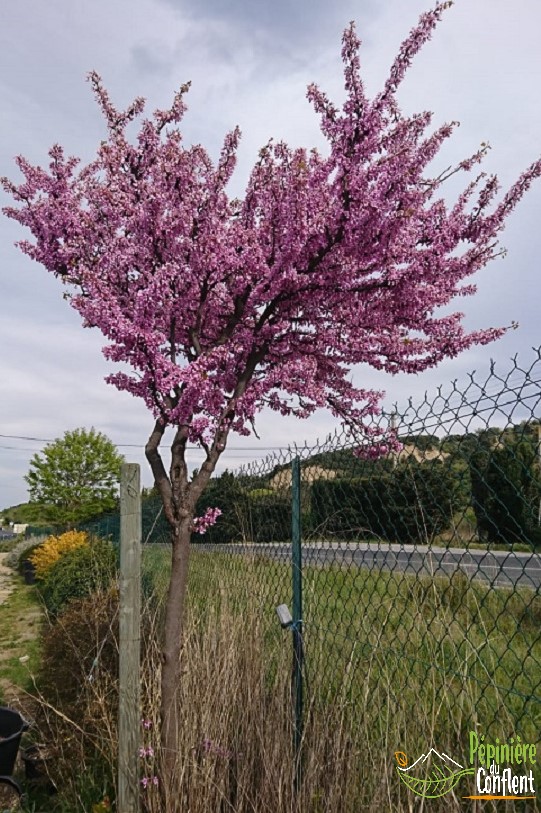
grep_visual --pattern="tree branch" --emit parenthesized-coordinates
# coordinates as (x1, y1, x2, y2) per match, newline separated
(145, 420, 175, 525)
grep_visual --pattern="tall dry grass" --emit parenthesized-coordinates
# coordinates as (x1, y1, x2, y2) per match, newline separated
(26, 549, 541, 812)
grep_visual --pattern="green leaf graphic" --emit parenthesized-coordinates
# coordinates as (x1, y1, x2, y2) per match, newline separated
(397, 766, 475, 799)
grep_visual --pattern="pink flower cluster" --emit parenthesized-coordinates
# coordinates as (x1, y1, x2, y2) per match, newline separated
(192, 507, 222, 534)
(3, 1, 540, 465)
(353, 428, 403, 460)
(138, 746, 154, 758)
(201, 737, 238, 760)
(140, 776, 159, 789)
(139, 718, 157, 790)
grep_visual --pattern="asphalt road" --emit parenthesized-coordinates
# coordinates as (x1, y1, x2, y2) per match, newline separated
(195, 541, 541, 591)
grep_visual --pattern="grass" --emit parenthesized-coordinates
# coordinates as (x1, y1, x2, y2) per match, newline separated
(13, 543, 539, 811)
(141, 544, 541, 812)
(0, 577, 42, 705)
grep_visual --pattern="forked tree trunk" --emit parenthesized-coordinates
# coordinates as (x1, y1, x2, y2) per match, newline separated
(147, 365, 260, 809)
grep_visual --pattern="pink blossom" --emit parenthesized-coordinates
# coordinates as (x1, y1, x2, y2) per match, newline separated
(2, 4, 540, 522)
(193, 507, 222, 534)
(354, 429, 403, 461)
(139, 745, 154, 759)
(140, 775, 159, 789)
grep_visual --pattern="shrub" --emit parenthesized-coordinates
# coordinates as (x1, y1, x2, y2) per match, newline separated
(39, 587, 119, 720)
(35, 588, 119, 806)
(239, 491, 292, 543)
(30, 529, 89, 579)
(470, 432, 541, 546)
(311, 461, 464, 543)
(311, 476, 393, 540)
(388, 461, 465, 543)
(39, 537, 117, 615)
(7, 536, 46, 571)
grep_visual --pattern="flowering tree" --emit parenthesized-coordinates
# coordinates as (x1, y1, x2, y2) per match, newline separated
(3, 2, 540, 797)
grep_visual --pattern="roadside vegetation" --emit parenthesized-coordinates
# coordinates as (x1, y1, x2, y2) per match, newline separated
(0, 575, 41, 707)
(135, 546, 541, 811)
(0, 420, 539, 809)
(0, 533, 538, 811)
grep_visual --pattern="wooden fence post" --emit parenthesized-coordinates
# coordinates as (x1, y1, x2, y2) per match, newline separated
(118, 463, 142, 813)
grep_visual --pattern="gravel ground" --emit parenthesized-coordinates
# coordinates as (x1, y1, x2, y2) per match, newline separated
(0, 553, 15, 605)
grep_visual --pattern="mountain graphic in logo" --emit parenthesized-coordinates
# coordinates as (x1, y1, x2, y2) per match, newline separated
(395, 748, 475, 799)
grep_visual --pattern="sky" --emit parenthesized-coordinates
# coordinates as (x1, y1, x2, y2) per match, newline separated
(1, 0, 540, 509)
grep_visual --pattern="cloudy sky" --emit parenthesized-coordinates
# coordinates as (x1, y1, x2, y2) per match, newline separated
(1, 0, 540, 509)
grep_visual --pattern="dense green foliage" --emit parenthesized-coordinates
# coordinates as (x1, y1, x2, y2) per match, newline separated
(0, 500, 50, 527)
(310, 460, 465, 543)
(470, 427, 541, 546)
(25, 427, 124, 527)
(39, 536, 117, 615)
(194, 471, 292, 544)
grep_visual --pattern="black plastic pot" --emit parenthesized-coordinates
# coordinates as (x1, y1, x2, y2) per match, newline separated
(0, 708, 29, 777)
(22, 560, 36, 585)
(21, 745, 56, 794)
(0, 775, 22, 806)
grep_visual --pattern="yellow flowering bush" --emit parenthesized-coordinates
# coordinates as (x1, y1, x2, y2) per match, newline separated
(30, 530, 90, 579)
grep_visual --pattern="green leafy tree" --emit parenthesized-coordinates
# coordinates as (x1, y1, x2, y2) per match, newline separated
(193, 471, 246, 544)
(470, 428, 541, 546)
(25, 428, 124, 526)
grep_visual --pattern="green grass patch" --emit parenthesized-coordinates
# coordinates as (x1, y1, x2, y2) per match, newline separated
(0, 576, 43, 704)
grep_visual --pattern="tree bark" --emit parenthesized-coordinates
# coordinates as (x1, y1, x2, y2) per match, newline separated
(159, 515, 192, 811)
(148, 354, 263, 808)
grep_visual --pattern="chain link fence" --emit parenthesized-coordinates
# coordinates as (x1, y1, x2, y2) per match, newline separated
(181, 349, 540, 810)
(65, 349, 541, 809)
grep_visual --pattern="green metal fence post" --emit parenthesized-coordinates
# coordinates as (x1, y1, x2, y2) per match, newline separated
(291, 456, 304, 795)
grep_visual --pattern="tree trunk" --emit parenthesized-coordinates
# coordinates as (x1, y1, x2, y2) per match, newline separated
(145, 373, 259, 807)
(159, 515, 192, 810)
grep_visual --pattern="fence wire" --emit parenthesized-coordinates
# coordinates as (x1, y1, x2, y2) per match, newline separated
(50, 349, 541, 811)
(184, 349, 541, 811)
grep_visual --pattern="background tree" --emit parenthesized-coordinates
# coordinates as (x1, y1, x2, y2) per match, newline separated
(470, 426, 541, 546)
(25, 428, 123, 526)
(3, 2, 541, 800)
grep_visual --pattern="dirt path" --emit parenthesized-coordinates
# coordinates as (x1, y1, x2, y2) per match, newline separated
(0, 552, 15, 604)
(0, 552, 42, 710)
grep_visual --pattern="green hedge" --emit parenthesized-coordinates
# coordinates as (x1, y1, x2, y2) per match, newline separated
(311, 461, 463, 543)
(470, 434, 541, 546)
(239, 491, 292, 543)
(39, 537, 117, 615)
(193, 472, 291, 544)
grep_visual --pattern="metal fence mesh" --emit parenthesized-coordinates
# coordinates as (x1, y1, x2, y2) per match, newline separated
(71, 349, 541, 809)
(185, 349, 541, 809)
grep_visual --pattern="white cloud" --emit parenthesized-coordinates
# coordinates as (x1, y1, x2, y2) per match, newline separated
(1, 0, 540, 507)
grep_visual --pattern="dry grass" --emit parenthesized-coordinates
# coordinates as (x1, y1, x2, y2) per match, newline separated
(23, 547, 541, 812)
